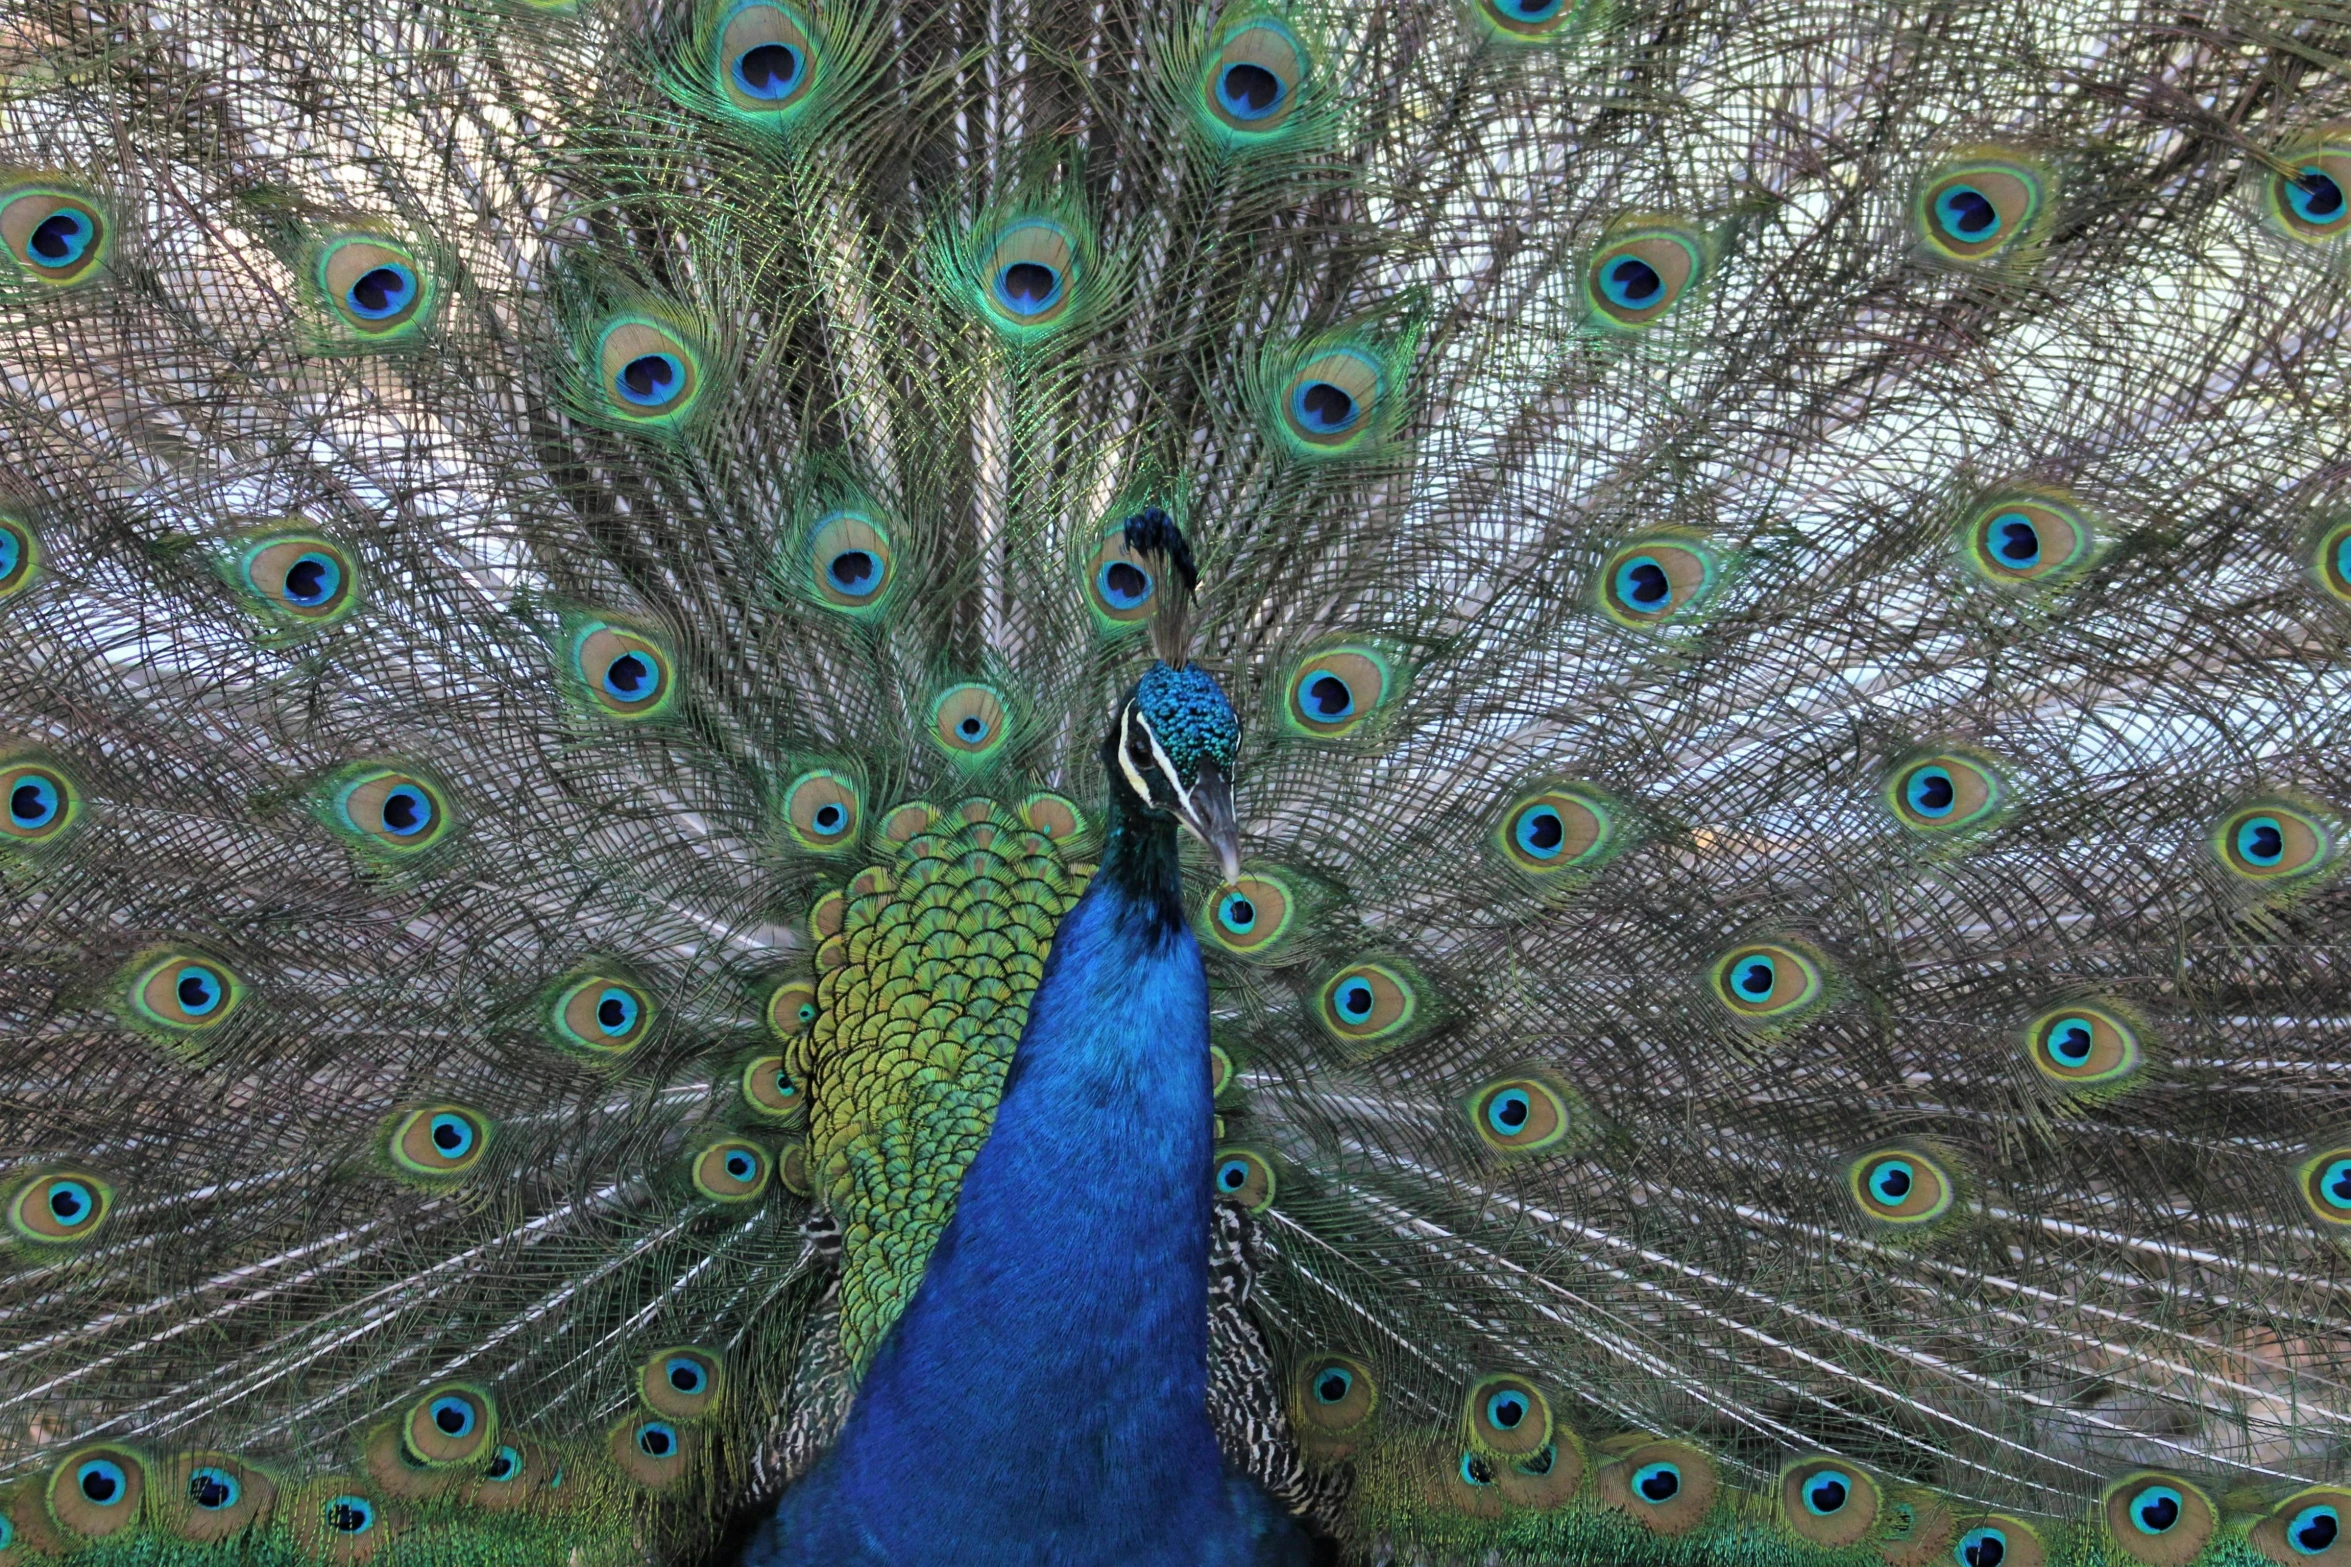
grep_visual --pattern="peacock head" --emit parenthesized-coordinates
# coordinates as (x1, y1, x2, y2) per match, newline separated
(1106, 508, 1242, 880)
(1113, 661, 1241, 880)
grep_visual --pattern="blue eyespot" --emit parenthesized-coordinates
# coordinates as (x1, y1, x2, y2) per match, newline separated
(189, 1465, 241, 1510)
(1215, 61, 1285, 121)
(1494, 0, 1565, 17)
(1216, 1158, 1251, 1192)
(604, 654, 655, 704)
(1096, 558, 1153, 611)
(616, 353, 684, 407)
(1870, 1159, 1915, 1203)
(1613, 554, 1670, 607)
(1904, 766, 1956, 818)
(345, 263, 416, 321)
(281, 551, 343, 607)
(0, 529, 16, 580)
(1301, 673, 1355, 722)
(484, 1446, 521, 1482)
(325, 1495, 375, 1534)
(2130, 1485, 2182, 1534)
(732, 42, 804, 100)
(2237, 816, 2286, 866)
(1512, 805, 1566, 859)
(2046, 1018, 2094, 1067)
(0, 1513, 13, 1550)
(1956, 1527, 2008, 1567)
(429, 1394, 476, 1438)
(809, 802, 847, 837)
(1632, 1461, 1681, 1504)
(636, 1421, 679, 1459)
(1216, 891, 1257, 934)
(2290, 1504, 2340, 1554)
(1312, 1367, 1353, 1403)
(596, 988, 640, 1037)
(2290, 168, 2345, 223)
(176, 965, 224, 1015)
(1990, 511, 2040, 567)
(76, 1458, 128, 1506)
(1599, 256, 1663, 308)
(1485, 1391, 1528, 1430)
(992, 259, 1064, 317)
(46, 1179, 93, 1225)
(1334, 981, 1374, 1022)
(28, 207, 94, 266)
(10, 773, 58, 829)
(1735, 956, 1776, 997)
(429, 1112, 476, 1159)
(2319, 1160, 2351, 1212)
(1485, 1089, 1532, 1137)
(1803, 1469, 1852, 1515)
(379, 784, 434, 837)
(1290, 380, 1358, 435)
(666, 1356, 707, 1394)
(1459, 1451, 1495, 1487)
(1936, 185, 2000, 240)
(724, 1151, 755, 1180)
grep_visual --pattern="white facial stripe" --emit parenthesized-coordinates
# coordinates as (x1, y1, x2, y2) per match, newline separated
(1117, 705, 1156, 805)
(1120, 705, 1198, 818)
(1143, 721, 1192, 814)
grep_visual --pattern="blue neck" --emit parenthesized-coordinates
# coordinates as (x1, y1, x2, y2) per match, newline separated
(753, 810, 1303, 1566)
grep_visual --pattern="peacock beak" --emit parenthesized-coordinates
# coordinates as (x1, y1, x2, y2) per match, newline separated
(1176, 758, 1243, 883)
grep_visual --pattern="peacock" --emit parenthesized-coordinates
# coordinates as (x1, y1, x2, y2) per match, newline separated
(5, 0, 2351, 1563)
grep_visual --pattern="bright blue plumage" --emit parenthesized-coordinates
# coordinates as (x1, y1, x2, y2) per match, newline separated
(752, 665, 1296, 1564)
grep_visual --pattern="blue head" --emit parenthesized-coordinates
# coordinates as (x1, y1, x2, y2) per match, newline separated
(1111, 661, 1241, 880)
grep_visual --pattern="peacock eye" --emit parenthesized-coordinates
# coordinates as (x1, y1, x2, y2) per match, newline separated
(1198, 17, 1309, 139)
(2214, 800, 2335, 883)
(389, 1104, 492, 1182)
(2291, 1504, 2340, 1553)
(189, 1465, 241, 1510)
(971, 216, 1083, 333)
(1597, 535, 1720, 624)
(9, 1170, 114, 1243)
(484, 1446, 521, 1482)
(1459, 1452, 1496, 1486)
(2, 763, 68, 838)
(640, 1345, 726, 1418)
(1804, 1471, 1850, 1514)
(2129, 1485, 2183, 1534)
(1632, 1461, 1681, 1503)
(1847, 1144, 1958, 1228)
(326, 1495, 375, 1534)
(78, 1459, 128, 1505)
(1957, 1527, 2008, 1567)
(1709, 941, 1827, 1023)
(781, 769, 861, 852)
(594, 319, 703, 424)
(1963, 496, 2092, 587)
(2024, 1002, 2143, 1091)
(693, 1138, 771, 1201)
(567, 620, 677, 719)
(1099, 560, 1151, 609)
(1211, 1148, 1275, 1211)
(2300, 1148, 2351, 1225)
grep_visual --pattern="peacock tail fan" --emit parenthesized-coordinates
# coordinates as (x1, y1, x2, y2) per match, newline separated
(2, 0, 2350, 1564)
